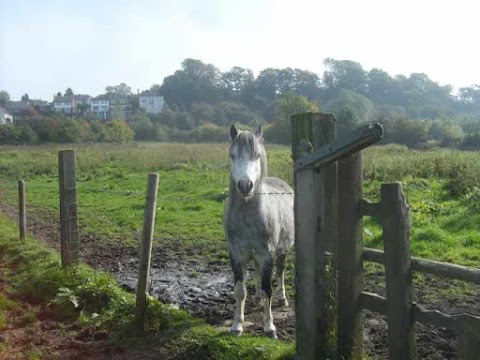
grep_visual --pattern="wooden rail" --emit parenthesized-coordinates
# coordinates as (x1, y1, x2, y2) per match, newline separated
(363, 248, 480, 285)
(361, 291, 480, 336)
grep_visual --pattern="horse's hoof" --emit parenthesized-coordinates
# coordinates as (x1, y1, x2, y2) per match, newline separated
(264, 330, 278, 339)
(230, 330, 243, 337)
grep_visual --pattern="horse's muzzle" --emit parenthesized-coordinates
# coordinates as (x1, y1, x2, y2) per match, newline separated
(238, 179, 253, 196)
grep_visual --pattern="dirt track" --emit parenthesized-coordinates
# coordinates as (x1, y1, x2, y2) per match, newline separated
(2, 203, 479, 359)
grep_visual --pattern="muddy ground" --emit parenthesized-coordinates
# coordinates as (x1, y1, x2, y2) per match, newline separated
(1, 203, 479, 359)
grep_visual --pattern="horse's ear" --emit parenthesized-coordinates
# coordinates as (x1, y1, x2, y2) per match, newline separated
(254, 125, 263, 139)
(230, 124, 238, 140)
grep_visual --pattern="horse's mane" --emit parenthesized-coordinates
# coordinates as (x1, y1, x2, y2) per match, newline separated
(233, 130, 268, 178)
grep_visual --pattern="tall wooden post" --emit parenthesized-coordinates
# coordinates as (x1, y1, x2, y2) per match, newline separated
(18, 180, 26, 240)
(337, 152, 364, 358)
(291, 113, 337, 359)
(59, 150, 79, 267)
(135, 173, 160, 330)
(381, 182, 417, 360)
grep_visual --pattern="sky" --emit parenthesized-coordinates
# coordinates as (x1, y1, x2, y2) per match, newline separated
(1, 0, 479, 101)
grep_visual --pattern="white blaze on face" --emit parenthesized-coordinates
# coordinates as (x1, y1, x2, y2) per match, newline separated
(230, 143, 261, 196)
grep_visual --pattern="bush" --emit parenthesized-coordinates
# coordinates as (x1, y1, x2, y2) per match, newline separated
(0, 125, 37, 145)
(194, 123, 229, 142)
(102, 121, 135, 143)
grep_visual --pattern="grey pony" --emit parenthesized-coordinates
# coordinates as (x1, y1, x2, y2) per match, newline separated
(223, 124, 294, 338)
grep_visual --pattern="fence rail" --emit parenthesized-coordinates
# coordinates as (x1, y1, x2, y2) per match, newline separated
(292, 114, 480, 360)
(363, 248, 480, 285)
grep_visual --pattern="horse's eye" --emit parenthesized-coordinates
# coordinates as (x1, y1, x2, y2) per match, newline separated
(229, 154, 234, 160)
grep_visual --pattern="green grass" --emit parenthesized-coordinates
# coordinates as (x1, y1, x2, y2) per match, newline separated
(0, 142, 479, 266)
(0, 213, 295, 359)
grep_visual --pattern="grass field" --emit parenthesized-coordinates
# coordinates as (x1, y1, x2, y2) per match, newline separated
(0, 142, 479, 267)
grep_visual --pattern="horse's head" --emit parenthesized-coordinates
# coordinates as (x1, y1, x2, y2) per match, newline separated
(229, 124, 267, 199)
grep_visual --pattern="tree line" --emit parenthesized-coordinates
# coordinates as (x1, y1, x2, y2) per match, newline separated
(2, 58, 480, 148)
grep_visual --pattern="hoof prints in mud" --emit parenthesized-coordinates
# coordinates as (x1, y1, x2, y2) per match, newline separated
(115, 258, 234, 325)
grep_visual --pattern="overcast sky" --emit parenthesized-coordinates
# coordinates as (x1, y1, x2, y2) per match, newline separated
(1, 0, 479, 100)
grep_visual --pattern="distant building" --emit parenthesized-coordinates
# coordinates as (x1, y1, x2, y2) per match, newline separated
(52, 94, 91, 115)
(3, 101, 31, 115)
(29, 99, 49, 110)
(139, 90, 164, 114)
(0, 107, 13, 124)
(90, 95, 110, 120)
(53, 95, 76, 114)
(109, 95, 132, 119)
(90, 94, 133, 120)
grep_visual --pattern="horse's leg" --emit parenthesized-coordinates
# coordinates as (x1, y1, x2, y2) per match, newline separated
(230, 251, 247, 336)
(274, 253, 289, 307)
(253, 256, 263, 302)
(256, 251, 277, 338)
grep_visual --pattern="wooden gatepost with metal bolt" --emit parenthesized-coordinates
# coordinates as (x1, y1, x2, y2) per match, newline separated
(291, 113, 383, 359)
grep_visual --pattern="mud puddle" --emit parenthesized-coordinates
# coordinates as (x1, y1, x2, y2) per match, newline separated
(108, 247, 295, 340)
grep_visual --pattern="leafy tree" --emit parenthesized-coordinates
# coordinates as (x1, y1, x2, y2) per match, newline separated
(325, 89, 376, 124)
(217, 101, 257, 126)
(65, 88, 74, 96)
(37, 118, 62, 142)
(291, 69, 321, 100)
(77, 102, 89, 116)
(130, 116, 158, 141)
(275, 92, 320, 125)
(150, 84, 162, 95)
(57, 119, 84, 143)
(161, 59, 222, 108)
(336, 105, 359, 135)
(0, 90, 10, 106)
(105, 83, 132, 96)
(21, 93, 30, 102)
(110, 105, 125, 121)
(255, 68, 280, 102)
(221, 67, 254, 97)
(323, 58, 368, 99)
(458, 85, 480, 113)
(438, 122, 464, 147)
(174, 110, 195, 130)
(382, 118, 428, 148)
(367, 68, 396, 104)
(269, 92, 320, 144)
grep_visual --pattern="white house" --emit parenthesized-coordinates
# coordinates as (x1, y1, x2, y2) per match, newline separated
(53, 95, 76, 114)
(90, 95, 110, 120)
(139, 90, 164, 114)
(0, 107, 13, 124)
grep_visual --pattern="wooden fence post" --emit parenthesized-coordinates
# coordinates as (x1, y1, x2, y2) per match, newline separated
(135, 173, 160, 330)
(58, 150, 79, 268)
(337, 152, 364, 359)
(291, 113, 337, 359)
(18, 180, 26, 240)
(381, 182, 417, 360)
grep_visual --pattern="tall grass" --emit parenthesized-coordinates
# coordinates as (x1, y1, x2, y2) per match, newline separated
(1, 143, 479, 265)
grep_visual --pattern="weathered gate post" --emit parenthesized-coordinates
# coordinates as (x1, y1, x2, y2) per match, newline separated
(291, 113, 338, 359)
(381, 182, 417, 360)
(337, 152, 364, 358)
(58, 150, 79, 267)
